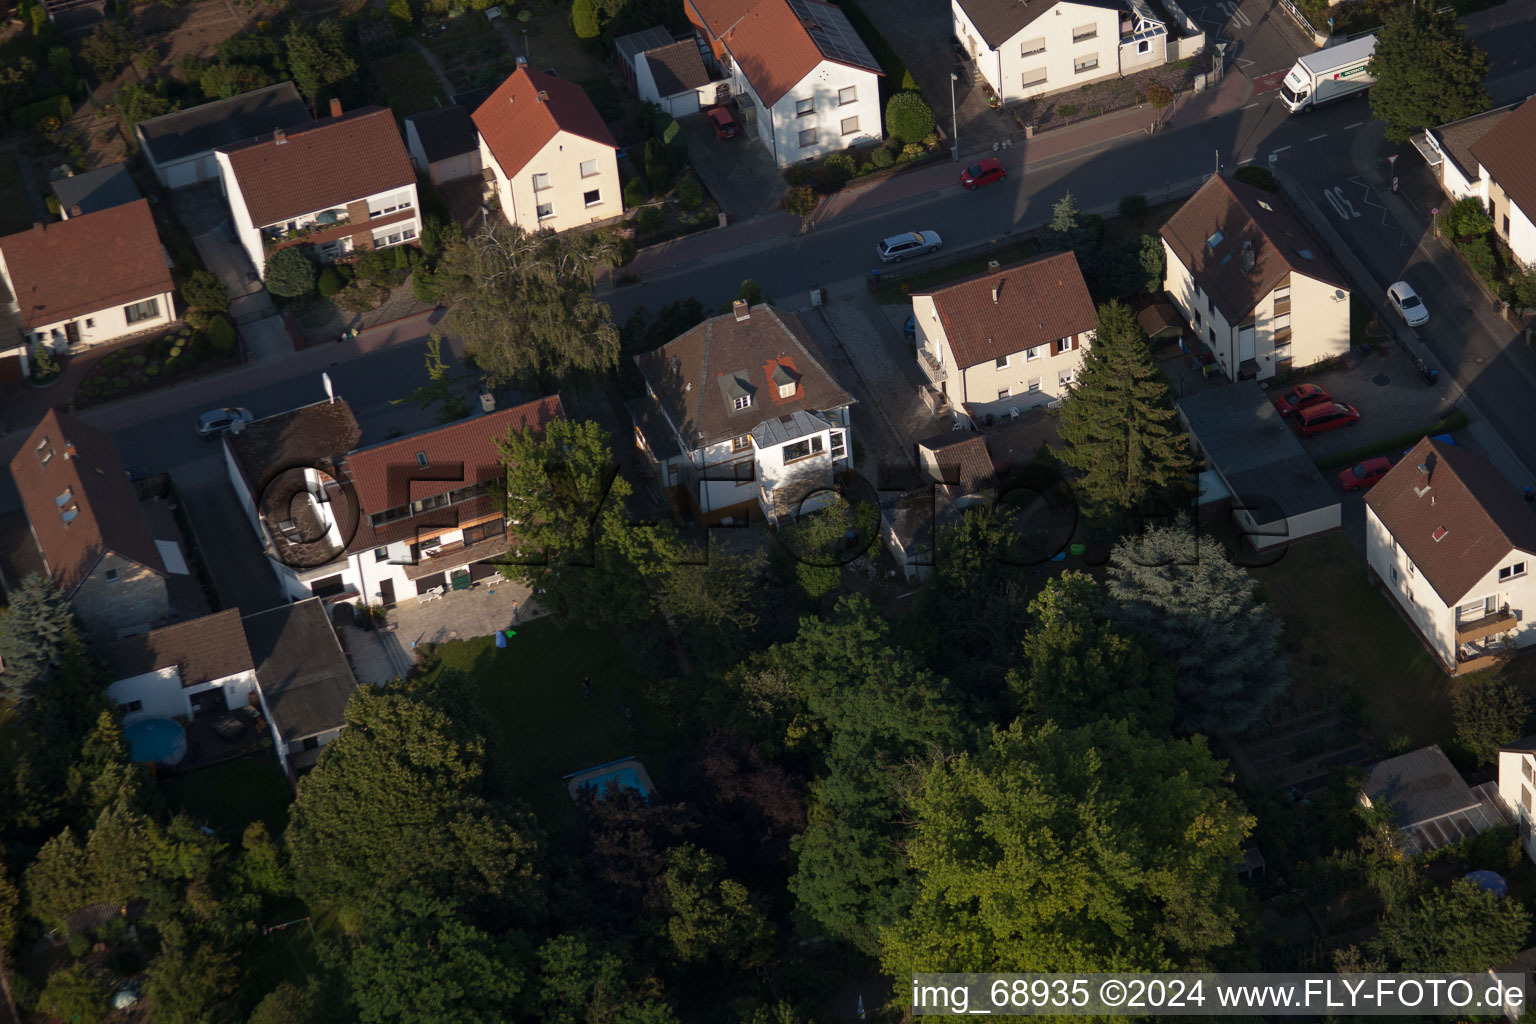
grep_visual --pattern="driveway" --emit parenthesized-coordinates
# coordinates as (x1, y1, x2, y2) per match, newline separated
(173, 460, 288, 616)
(1290, 345, 1458, 462)
(678, 110, 787, 220)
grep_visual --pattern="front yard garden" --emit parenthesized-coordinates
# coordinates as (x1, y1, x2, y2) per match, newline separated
(414, 619, 685, 825)
(73, 318, 239, 408)
(1008, 53, 1210, 134)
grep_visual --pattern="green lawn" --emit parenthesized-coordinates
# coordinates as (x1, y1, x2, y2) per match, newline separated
(419, 620, 683, 825)
(373, 49, 450, 116)
(158, 755, 294, 838)
(1248, 534, 1453, 749)
(0, 153, 34, 236)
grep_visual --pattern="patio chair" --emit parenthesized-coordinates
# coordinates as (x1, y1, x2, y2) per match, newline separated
(1009, 406, 1021, 422)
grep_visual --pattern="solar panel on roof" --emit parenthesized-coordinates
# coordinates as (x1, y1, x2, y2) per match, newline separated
(785, 0, 878, 69)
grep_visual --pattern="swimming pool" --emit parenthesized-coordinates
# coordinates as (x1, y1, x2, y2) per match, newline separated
(563, 757, 655, 802)
(123, 718, 188, 766)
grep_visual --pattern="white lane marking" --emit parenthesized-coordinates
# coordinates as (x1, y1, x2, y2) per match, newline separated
(1242, 102, 1259, 109)
(1237, 156, 1256, 164)
(1272, 145, 1292, 154)
(1309, 133, 1328, 141)
(1344, 121, 1363, 130)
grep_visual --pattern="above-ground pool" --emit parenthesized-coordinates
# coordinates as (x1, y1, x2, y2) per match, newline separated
(563, 757, 655, 802)
(124, 718, 188, 767)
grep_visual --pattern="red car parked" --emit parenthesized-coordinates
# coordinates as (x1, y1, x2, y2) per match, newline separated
(1295, 401, 1360, 438)
(1339, 457, 1392, 492)
(959, 158, 1007, 190)
(1271, 382, 1331, 418)
(707, 107, 738, 139)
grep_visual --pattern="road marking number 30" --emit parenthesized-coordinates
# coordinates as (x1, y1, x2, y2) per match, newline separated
(1323, 186, 1360, 220)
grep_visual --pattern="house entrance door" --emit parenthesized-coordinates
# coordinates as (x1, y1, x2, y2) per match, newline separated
(64, 321, 81, 347)
(1238, 326, 1256, 362)
(379, 579, 396, 608)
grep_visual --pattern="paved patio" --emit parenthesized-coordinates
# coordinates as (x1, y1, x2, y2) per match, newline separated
(386, 575, 545, 654)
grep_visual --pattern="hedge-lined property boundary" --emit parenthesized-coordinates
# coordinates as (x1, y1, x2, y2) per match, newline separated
(1313, 410, 1470, 471)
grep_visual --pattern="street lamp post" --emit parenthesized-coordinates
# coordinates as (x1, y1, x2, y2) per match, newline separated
(950, 73, 959, 162)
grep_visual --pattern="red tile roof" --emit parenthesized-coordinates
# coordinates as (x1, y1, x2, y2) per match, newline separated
(99, 609, 254, 686)
(688, 0, 760, 35)
(218, 107, 416, 227)
(1365, 437, 1536, 605)
(1160, 175, 1348, 325)
(344, 396, 567, 515)
(0, 200, 173, 329)
(917, 433, 995, 497)
(717, 0, 881, 107)
(8, 410, 165, 596)
(919, 250, 1096, 369)
(472, 68, 618, 180)
(1469, 99, 1536, 231)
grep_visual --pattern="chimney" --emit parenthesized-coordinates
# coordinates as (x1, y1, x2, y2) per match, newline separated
(1413, 461, 1432, 498)
(274, 128, 286, 145)
(987, 259, 1001, 274)
(62, 442, 76, 460)
(537, 90, 550, 103)
(516, 56, 528, 68)
(69, 205, 83, 218)
(732, 299, 750, 322)
(479, 392, 496, 414)
(1241, 240, 1255, 273)
(329, 98, 342, 118)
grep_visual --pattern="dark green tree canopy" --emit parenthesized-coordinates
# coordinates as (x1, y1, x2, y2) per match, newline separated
(1376, 878, 1531, 971)
(263, 247, 317, 298)
(882, 718, 1254, 980)
(1105, 520, 1289, 735)
(437, 222, 625, 389)
(1368, 5, 1491, 143)
(1057, 301, 1191, 526)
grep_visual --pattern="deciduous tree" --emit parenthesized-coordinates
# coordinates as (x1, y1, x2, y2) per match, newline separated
(1369, 5, 1490, 143)
(1452, 673, 1531, 766)
(263, 247, 317, 298)
(394, 334, 474, 424)
(283, 20, 357, 105)
(1376, 877, 1530, 971)
(38, 964, 107, 1024)
(881, 719, 1253, 981)
(1057, 300, 1191, 527)
(660, 843, 774, 968)
(436, 222, 624, 389)
(1105, 519, 1289, 735)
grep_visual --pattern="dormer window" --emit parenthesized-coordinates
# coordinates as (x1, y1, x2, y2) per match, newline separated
(734, 394, 752, 410)
(777, 383, 795, 399)
(35, 437, 52, 465)
(770, 361, 799, 400)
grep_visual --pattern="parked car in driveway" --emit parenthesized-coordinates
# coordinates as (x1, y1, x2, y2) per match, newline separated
(707, 107, 738, 139)
(1295, 401, 1360, 437)
(196, 407, 253, 438)
(1388, 280, 1429, 326)
(1271, 382, 1332, 418)
(876, 230, 942, 263)
(959, 158, 1007, 190)
(1339, 456, 1392, 491)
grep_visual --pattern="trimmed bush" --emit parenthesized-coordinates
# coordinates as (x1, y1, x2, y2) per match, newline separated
(644, 138, 674, 193)
(571, 0, 599, 39)
(885, 91, 935, 144)
(824, 152, 856, 186)
(1058, 104, 1080, 117)
(623, 177, 649, 208)
(145, 365, 160, 377)
(412, 271, 442, 305)
(317, 267, 344, 298)
(1118, 194, 1150, 221)
(264, 247, 317, 298)
(1233, 166, 1279, 192)
(786, 185, 820, 218)
(870, 146, 894, 169)
(636, 206, 664, 232)
(676, 177, 703, 210)
(206, 315, 236, 354)
(129, 354, 146, 366)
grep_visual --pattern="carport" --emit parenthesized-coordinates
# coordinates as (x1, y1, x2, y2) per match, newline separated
(1178, 382, 1341, 550)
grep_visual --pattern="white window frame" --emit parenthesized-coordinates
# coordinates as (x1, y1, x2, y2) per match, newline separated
(1074, 54, 1100, 74)
(777, 382, 795, 399)
(798, 127, 818, 148)
(579, 158, 599, 178)
(997, 387, 1011, 401)
(1027, 377, 1042, 393)
(1500, 562, 1528, 582)
(995, 354, 1009, 368)
(840, 116, 859, 136)
(795, 97, 815, 117)
(837, 85, 857, 106)
(1136, 38, 1150, 54)
(536, 201, 555, 220)
(531, 172, 552, 192)
(1073, 24, 1098, 41)
(583, 188, 601, 208)
(124, 298, 160, 324)
(1025, 345, 1042, 361)
(1058, 368, 1075, 386)
(733, 394, 752, 410)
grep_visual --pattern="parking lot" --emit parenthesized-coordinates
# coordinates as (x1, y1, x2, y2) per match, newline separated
(1280, 346, 1457, 462)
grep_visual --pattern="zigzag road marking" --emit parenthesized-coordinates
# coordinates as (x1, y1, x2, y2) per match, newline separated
(1350, 175, 1412, 247)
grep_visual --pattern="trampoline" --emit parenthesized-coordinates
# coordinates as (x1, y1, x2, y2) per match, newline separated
(563, 757, 655, 803)
(123, 718, 188, 767)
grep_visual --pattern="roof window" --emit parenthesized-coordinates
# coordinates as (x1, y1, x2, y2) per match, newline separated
(1432, 526, 1448, 542)
(415, 452, 429, 468)
(55, 488, 73, 507)
(1206, 230, 1224, 250)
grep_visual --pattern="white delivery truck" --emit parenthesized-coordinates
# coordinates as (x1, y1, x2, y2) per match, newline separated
(1278, 34, 1376, 113)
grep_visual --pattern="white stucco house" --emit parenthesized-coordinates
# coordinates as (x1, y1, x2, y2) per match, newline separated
(0, 199, 175, 370)
(1365, 437, 1536, 676)
(473, 64, 623, 234)
(1496, 737, 1536, 865)
(629, 301, 857, 526)
(616, 27, 728, 118)
(1418, 98, 1536, 269)
(103, 609, 260, 726)
(1161, 174, 1351, 383)
(686, 0, 883, 166)
(223, 392, 566, 609)
(912, 250, 1096, 427)
(215, 102, 420, 279)
(951, 0, 1202, 104)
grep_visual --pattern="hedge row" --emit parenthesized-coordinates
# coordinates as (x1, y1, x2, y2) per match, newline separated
(1313, 409, 1470, 471)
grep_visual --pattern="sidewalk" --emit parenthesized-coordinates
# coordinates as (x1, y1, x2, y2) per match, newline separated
(618, 71, 1255, 281)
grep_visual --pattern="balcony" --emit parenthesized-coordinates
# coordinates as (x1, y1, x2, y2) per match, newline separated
(918, 348, 947, 384)
(1456, 606, 1518, 644)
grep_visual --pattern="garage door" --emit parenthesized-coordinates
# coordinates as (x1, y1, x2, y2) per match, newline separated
(196, 154, 219, 181)
(1238, 325, 1256, 362)
(164, 159, 203, 189)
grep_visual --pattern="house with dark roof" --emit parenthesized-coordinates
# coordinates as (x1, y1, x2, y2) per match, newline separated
(223, 393, 565, 608)
(136, 82, 312, 190)
(403, 105, 483, 186)
(952, 0, 1200, 106)
(1360, 744, 1504, 853)
(244, 598, 360, 779)
(214, 101, 419, 278)
(0, 199, 175, 366)
(473, 63, 622, 234)
(1161, 174, 1351, 383)
(102, 609, 259, 726)
(685, 0, 883, 165)
(911, 251, 1096, 426)
(50, 163, 142, 220)
(630, 301, 855, 526)
(617, 29, 726, 117)
(9, 411, 171, 637)
(1366, 437, 1536, 674)
(1417, 99, 1536, 269)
